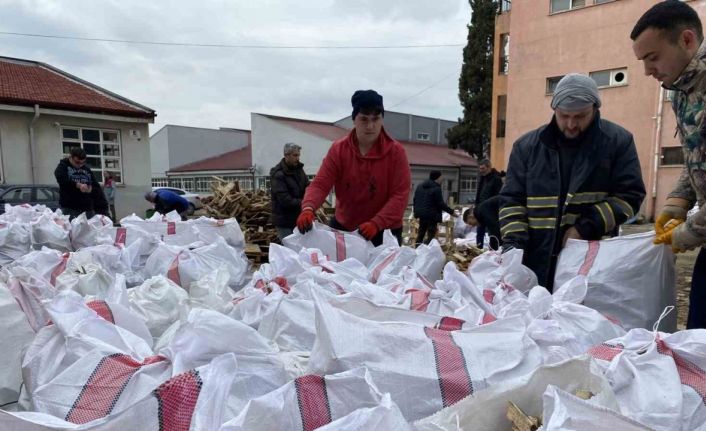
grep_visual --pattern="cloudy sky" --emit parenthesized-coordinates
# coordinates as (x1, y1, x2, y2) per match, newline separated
(1, 0, 471, 135)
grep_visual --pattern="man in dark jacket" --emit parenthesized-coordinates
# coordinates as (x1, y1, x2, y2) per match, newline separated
(500, 73, 646, 290)
(464, 195, 502, 250)
(54, 147, 109, 220)
(271, 143, 309, 241)
(474, 159, 503, 248)
(413, 170, 455, 246)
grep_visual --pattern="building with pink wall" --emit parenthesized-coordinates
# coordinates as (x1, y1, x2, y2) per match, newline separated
(491, 0, 706, 220)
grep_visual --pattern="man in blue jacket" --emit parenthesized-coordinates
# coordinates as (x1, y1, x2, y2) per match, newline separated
(145, 190, 191, 220)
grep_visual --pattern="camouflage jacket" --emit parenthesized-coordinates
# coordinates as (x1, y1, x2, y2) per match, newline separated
(667, 40, 706, 249)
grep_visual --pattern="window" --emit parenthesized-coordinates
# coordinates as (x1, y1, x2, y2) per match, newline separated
(35, 187, 55, 202)
(661, 147, 685, 166)
(416, 132, 431, 141)
(152, 177, 169, 188)
(594, 0, 614, 4)
(460, 176, 474, 192)
(499, 0, 511, 12)
(61, 127, 123, 184)
(2, 187, 33, 204)
(497, 95, 507, 138)
(258, 176, 271, 191)
(551, 0, 585, 13)
(589, 68, 628, 88)
(664, 89, 675, 102)
(546, 76, 565, 94)
(192, 178, 207, 193)
(499, 34, 510, 75)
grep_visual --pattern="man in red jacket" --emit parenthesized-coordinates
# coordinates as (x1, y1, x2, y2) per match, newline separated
(296, 89, 411, 246)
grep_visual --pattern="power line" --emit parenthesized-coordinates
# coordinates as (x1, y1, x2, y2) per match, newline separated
(388, 72, 458, 109)
(0, 31, 464, 50)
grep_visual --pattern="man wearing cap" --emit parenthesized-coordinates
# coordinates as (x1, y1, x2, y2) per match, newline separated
(296, 89, 411, 246)
(500, 73, 645, 290)
(270, 142, 309, 241)
(413, 170, 456, 246)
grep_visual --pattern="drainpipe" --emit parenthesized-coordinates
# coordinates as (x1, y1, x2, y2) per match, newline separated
(650, 85, 665, 220)
(29, 104, 40, 184)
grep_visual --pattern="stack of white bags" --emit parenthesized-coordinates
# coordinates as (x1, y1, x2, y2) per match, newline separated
(0, 205, 698, 430)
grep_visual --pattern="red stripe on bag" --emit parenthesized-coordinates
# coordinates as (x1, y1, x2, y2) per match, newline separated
(167, 253, 182, 286)
(436, 316, 465, 331)
(481, 313, 497, 324)
(86, 300, 115, 324)
(255, 279, 268, 293)
(274, 276, 290, 294)
(295, 375, 332, 431)
(482, 289, 495, 304)
(114, 227, 127, 247)
(424, 327, 473, 407)
(153, 369, 203, 431)
(166, 222, 176, 235)
(66, 354, 167, 424)
(416, 272, 435, 290)
(371, 250, 400, 283)
(50, 253, 70, 286)
(578, 241, 600, 276)
(587, 343, 624, 362)
(656, 338, 706, 405)
(407, 289, 430, 312)
(335, 232, 346, 261)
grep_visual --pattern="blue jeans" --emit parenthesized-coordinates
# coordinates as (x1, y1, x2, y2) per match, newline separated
(687, 247, 706, 329)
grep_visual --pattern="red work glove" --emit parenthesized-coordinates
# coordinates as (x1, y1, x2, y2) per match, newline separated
(296, 208, 315, 234)
(358, 221, 379, 241)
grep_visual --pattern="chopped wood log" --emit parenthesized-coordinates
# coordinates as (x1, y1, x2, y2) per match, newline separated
(506, 401, 541, 431)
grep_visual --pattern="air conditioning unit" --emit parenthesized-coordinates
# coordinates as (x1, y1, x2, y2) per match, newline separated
(610, 69, 628, 86)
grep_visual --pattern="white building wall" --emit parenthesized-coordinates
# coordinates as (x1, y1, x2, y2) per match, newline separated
(251, 114, 334, 177)
(149, 126, 170, 178)
(0, 109, 152, 219)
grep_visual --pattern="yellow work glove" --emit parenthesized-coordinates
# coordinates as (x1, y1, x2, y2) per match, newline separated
(654, 200, 689, 236)
(653, 220, 682, 250)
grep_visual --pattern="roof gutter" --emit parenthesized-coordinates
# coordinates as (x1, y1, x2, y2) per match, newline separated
(29, 104, 40, 183)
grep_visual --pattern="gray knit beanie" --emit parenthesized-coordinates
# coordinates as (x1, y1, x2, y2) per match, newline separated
(551, 73, 601, 111)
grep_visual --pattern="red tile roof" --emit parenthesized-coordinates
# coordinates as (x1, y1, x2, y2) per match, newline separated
(0, 56, 155, 119)
(169, 136, 252, 173)
(398, 140, 477, 168)
(265, 114, 476, 168)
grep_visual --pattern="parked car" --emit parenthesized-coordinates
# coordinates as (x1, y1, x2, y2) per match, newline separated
(0, 184, 61, 214)
(151, 187, 203, 211)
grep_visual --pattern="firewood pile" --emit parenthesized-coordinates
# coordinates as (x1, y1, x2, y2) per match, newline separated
(444, 243, 484, 273)
(406, 217, 483, 272)
(201, 178, 327, 260)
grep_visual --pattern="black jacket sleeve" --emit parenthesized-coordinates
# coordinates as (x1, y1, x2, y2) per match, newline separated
(271, 171, 301, 210)
(480, 174, 503, 203)
(89, 171, 110, 215)
(574, 135, 646, 239)
(499, 143, 530, 250)
(54, 162, 74, 188)
(434, 186, 454, 215)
